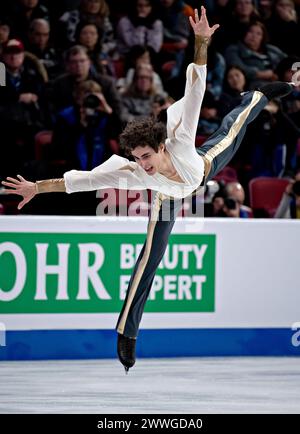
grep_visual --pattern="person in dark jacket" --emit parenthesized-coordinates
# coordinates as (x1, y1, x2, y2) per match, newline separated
(266, 0, 300, 57)
(225, 21, 286, 88)
(5, 0, 49, 45)
(218, 65, 249, 117)
(51, 79, 114, 172)
(0, 38, 47, 177)
(48, 45, 123, 135)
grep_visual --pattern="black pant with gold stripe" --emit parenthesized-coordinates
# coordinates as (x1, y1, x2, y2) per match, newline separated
(116, 193, 183, 337)
(116, 90, 268, 338)
(197, 90, 268, 180)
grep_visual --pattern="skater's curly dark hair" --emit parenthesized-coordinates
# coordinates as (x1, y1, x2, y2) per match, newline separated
(120, 117, 167, 157)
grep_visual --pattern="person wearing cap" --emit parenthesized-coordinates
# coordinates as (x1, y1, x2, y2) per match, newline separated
(0, 38, 47, 178)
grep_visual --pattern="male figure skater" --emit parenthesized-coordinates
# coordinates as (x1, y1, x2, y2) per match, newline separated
(2, 7, 293, 372)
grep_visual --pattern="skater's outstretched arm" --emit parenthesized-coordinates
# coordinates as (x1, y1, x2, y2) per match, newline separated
(167, 6, 219, 144)
(1, 156, 146, 210)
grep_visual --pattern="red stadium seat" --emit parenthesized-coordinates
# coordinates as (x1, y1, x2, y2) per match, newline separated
(213, 166, 238, 183)
(249, 177, 290, 217)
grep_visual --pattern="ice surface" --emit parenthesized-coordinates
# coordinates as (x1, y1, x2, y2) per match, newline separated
(0, 357, 299, 413)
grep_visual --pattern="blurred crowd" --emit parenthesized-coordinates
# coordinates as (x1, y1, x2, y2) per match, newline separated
(0, 0, 299, 218)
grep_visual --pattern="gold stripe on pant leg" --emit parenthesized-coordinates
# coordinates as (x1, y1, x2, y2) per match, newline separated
(117, 192, 163, 335)
(204, 91, 264, 165)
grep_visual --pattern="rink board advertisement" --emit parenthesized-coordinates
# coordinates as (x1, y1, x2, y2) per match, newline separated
(0, 216, 300, 360)
(0, 233, 215, 314)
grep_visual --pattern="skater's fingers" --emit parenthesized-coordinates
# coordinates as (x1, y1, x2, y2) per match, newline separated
(189, 15, 196, 27)
(201, 6, 209, 24)
(17, 174, 26, 182)
(194, 8, 199, 22)
(1, 188, 21, 195)
(211, 24, 220, 33)
(6, 177, 21, 184)
(1, 181, 20, 189)
(18, 198, 28, 210)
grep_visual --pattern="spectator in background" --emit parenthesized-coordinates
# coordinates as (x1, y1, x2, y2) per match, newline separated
(257, 0, 273, 21)
(225, 21, 286, 89)
(158, 0, 192, 44)
(48, 45, 122, 133)
(204, 184, 227, 217)
(221, 197, 240, 217)
(241, 97, 298, 178)
(0, 19, 11, 54)
(58, 0, 115, 55)
(51, 80, 114, 172)
(214, 0, 260, 52)
(27, 19, 61, 80)
(75, 21, 114, 76)
(275, 171, 300, 218)
(206, 40, 226, 99)
(203, 0, 231, 24)
(267, 0, 300, 57)
(121, 63, 161, 123)
(158, 0, 193, 79)
(209, 181, 252, 218)
(197, 90, 220, 136)
(218, 65, 248, 117)
(275, 56, 300, 175)
(6, 0, 49, 44)
(0, 38, 47, 177)
(224, 181, 252, 217)
(116, 45, 167, 96)
(151, 93, 173, 119)
(116, 0, 163, 56)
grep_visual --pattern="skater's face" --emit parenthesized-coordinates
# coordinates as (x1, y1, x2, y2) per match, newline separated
(131, 144, 164, 175)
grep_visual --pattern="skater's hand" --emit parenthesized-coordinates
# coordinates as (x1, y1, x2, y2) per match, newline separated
(1, 175, 37, 209)
(189, 6, 220, 39)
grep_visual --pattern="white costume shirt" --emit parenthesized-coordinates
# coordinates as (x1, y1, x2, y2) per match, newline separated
(64, 63, 206, 199)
